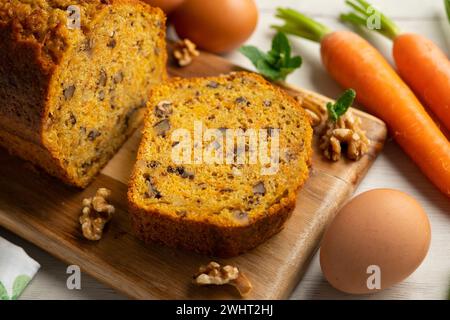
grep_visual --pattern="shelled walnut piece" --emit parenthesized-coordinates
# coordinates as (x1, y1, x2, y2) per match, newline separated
(79, 188, 115, 241)
(320, 111, 370, 161)
(173, 39, 200, 66)
(294, 95, 327, 127)
(193, 261, 252, 297)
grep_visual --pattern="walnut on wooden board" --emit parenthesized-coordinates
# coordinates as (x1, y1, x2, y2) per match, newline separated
(193, 261, 252, 297)
(320, 111, 370, 161)
(79, 187, 115, 241)
(294, 92, 369, 161)
(294, 94, 327, 127)
(173, 39, 200, 67)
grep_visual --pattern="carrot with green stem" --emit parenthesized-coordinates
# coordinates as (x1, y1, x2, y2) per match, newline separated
(273, 7, 450, 197)
(445, 0, 450, 57)
(446, 0, 450, 24)
(340, 0, 450, 133)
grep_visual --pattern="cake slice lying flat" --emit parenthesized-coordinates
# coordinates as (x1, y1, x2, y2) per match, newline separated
(128, 72, 313, 257)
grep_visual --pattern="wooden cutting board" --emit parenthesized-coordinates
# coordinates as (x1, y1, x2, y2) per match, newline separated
(0, 48, 387, 299)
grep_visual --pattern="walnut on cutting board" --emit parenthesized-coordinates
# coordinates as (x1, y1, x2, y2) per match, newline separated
(193, 261, 252, 297)
(173, 39, 199, 67)
(294, 94, 327, 127)
(79, 187, 115, 241)
(320, 111, 370, 161)
(296, 89, 370, 161)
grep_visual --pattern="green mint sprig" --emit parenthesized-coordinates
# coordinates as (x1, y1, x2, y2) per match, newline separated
(327, 89, 356, 122)
(240, 32, 302, 81)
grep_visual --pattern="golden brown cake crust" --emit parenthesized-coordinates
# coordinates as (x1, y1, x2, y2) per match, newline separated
(129, 192, 297, 257)
(0, 0, 167, 187)
(128, 72, 313, 257)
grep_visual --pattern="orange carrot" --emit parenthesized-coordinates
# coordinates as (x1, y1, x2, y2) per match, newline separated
(341, 0, 450, 133)
(393, 34, 450, 132)
(273, 8, 450, 197)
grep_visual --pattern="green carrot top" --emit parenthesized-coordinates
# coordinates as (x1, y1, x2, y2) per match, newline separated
(272, 7, 331, 43)
(340, 0, 401, 40)
(446, 0, 450, 24)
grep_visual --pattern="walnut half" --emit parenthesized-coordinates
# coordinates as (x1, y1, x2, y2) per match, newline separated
(193, 261, 252, 297)
(79, 187, 115, 241)
(320, 111, 370, 161)
(294, 94, 327, 127)
(173, 39, 200, 67)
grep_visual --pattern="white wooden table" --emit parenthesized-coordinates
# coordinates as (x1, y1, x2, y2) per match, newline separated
(1, 0, 449, 300)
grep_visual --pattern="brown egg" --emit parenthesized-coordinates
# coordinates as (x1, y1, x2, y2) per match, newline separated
(142, 0, 185, 14)
(320, 189, 431, 294)
(172, 0, 258, 53)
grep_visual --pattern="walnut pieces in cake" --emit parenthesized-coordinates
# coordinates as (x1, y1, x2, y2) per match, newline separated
(173, 39, 200, 67)
(0, 1, 167, 188)
(79, 188, 115, 241)
(320, 110, 370, 161)
(154, 100, 173, 118)
(193, 261, 252, 297)
(128, 72, 312, 257)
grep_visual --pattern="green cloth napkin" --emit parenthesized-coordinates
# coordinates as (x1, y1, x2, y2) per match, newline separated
(0, 237, 40, 300)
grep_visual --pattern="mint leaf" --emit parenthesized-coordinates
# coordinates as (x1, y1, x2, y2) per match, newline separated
(239, 46, 266, 65)
(240, 32, 302, 81)
(286, 55, 302, 69)
(271, 31, 291, 60)
(266, 50, 280, 67)
(256, 60, 281, 80)
(327, 89, 356, 122)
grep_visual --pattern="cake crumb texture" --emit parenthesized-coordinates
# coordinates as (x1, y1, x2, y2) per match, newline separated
(0, 0, 167, 187)
(128, 72, 313, 257)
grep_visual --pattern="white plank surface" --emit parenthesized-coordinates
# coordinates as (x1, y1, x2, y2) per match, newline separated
(1, 0, 449, 300)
